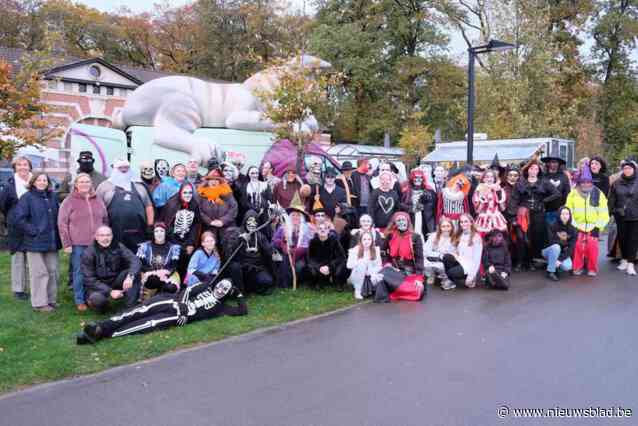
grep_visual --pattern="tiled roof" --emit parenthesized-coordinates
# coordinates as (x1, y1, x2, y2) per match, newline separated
(0, 46, 229, 84)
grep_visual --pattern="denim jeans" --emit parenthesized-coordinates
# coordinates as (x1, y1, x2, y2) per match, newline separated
(542, 244, 573, 273)
(545, 211, 559, 227)
(71, 245, 87, 304)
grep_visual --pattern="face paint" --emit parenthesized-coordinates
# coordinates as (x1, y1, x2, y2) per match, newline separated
(248, 167, 259, 181)
(359, 215, 372, 230)
(213, 279, 232, 299)
(154, 227, 166, 244)
(181, 187, 193, 203)
(246, 216, 258, 233)
(396, 216, 408, 232)
(413, 176, 423, 187)
(434, 166, 446, 182)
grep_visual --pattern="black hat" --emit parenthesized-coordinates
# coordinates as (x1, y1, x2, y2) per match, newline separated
(325, 168, 338, 178)
(540, 145, 566, 166)
(78, 151, 95, 163)
(490, 153, 505, 173)
(340, 161, 355, 172)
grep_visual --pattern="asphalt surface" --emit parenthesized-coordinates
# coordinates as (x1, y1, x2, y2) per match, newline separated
(2, 254, 638, 426)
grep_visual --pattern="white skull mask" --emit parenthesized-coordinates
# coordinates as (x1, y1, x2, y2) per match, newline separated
(156, 160, 170, 178)
(246, 216, 258, 233)
(213, 279, 233, 299)
(141, 165, 155, 180)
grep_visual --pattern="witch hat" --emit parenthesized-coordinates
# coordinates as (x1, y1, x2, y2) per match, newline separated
(490, 153, 505, 173)
(576, 161, 593, 184)
(285, 191, 310, 219)
(541, 144, 566, 165)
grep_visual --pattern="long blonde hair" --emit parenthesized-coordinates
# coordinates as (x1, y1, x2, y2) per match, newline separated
(453, 214, 478, 246)
(357, 231, 377, 261)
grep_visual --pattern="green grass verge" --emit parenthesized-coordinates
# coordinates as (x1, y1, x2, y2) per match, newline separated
(0, 253, 357, 394)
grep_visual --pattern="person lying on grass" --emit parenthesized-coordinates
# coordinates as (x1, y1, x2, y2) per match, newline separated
(76, 278, 247, 345)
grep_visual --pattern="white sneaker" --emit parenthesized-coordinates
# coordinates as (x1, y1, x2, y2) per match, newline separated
(618, 259, 629, 271)
(573, 269, 583, 276)
(441, 280, 456, 290)
(627, 263, 637, 276)
(354, 289, 363, 300)
(587, 271, 597, 277)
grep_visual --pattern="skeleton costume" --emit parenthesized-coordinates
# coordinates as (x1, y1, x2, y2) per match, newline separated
(76, 279, 247, 344)
(402, 169, 437, 238)
(136, 223, 182, 295)
(225, 210, 275, 294)
(160, 183, 200, 278)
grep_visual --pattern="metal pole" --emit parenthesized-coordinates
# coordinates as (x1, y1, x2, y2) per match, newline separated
(467, 49, 475, 164)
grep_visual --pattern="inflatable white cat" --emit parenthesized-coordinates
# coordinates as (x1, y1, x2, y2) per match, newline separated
(113, 56, 331, 164)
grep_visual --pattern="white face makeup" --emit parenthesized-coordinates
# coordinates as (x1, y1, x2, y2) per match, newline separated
(395, 216, 408, 232)
(434, 166, 446, 181)
(213, 279, 232, 298)
(156, 160, 169, 177)
(246, 216, 258, 232)
(413, 176, 423, 187)
(181, 186, 194, 203)
(154, 227, 166, 244)
(248, 167, 259, 181)
(359, 215, 372, 230)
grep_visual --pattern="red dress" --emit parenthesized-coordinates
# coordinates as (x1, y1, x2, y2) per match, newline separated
(473, 184, 508, 235)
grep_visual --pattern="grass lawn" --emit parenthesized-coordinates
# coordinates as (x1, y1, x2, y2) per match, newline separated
(0, 253, 357, 394)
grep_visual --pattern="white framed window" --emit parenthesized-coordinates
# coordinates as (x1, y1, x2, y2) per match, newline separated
(63, 82, 73, 92)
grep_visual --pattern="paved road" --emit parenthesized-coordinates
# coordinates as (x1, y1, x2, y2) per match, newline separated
(2, 257, 638, 426)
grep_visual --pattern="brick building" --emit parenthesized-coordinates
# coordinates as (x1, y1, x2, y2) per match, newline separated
(0, 47, 176, 177)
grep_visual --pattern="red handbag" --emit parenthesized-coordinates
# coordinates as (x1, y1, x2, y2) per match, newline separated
(389, 274, 424, 301)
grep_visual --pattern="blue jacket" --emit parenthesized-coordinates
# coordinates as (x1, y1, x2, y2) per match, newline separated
(14, 189, 62, 252)
(0, 177, 24, 252)
(152, 177, 182, 209)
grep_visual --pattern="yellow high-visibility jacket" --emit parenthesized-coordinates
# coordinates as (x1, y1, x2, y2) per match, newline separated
(565, 188, 609, 233)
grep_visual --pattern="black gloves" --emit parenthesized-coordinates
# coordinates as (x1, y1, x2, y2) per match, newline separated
(590, 228, 599, 238)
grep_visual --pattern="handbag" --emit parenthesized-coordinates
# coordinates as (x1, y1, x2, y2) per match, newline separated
(361, 275, 375, 298)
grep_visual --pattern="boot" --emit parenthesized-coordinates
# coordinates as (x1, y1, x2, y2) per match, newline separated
(546, 271, 559, 282)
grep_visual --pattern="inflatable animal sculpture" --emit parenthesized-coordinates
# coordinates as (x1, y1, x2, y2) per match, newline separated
(113, 56, 331, 165)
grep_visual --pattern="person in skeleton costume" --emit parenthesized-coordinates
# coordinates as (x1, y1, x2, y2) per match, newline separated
(375, 212, 425, 303)
(472, 169, 508, 236)
(432, 165, 448, 194)
(185, 231, 221, 287)
(305, 221, 348, 290)
(368, 171, 406, 231)
(349, 214, 384, 248)
(272, 194, 314, 288)
(139, 160, 161, 196)
(198, 169, 238, 241)
(239, 165, 273, 232)
(507, 160, 560, 271)
(436, 172, 470, 229)
(153, 163, 188, 211)
(260, 160, 281, 192)
(160, 183, 199, 279)
(225, 210, 275, 294)
(136, 223, 182, 295)
(402, 169, 437, 239)
(76, 278, 247, 345)
(155, 159, 170, 181)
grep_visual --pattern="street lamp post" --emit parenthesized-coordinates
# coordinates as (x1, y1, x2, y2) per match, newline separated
(466, 39, 516, 164)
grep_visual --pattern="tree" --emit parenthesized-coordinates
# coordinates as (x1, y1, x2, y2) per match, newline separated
(0, 54, 61, 158)
(254, 56, 341, 173)
(398, 112, 434, 167)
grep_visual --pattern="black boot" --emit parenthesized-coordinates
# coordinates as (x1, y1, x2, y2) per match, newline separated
(83, 323, 103, 342)
(546, 271, 559, 282)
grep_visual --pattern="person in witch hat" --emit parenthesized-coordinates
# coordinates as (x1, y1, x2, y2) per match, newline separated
(541, 146, 571, 225)
(564, 161, 609, 276)
(272, 192, 315, 288)
(489, 153, 505, 183)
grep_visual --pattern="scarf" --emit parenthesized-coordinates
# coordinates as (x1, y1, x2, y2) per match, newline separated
(388, 231, 414, 261)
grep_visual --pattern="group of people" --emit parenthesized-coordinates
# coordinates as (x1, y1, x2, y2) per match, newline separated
(1, 146, 637, 338)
